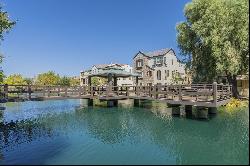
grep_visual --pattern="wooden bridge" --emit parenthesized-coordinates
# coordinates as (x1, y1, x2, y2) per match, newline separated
(0, 82, 232, 107)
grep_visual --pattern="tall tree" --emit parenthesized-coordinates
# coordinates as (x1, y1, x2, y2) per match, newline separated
(0, 5, 16, 82)
(70, 77, 80, 86)
(3, 74, 27, 85)
(35, 71, 60, 86)
(59, 76, 71, 86)
(176, 0, 249, 98)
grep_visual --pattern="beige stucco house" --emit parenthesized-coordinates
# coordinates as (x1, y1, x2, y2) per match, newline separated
(133, 48, 187, 86)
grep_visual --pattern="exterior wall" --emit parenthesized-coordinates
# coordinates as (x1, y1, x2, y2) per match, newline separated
(80, 71, 90, 86)
(237, 79, 249, 97)
(133, 53, 154, 86)
(133, 49, 186, 86)
(152, 52, 175, 85)
(117, 65, 134, 86)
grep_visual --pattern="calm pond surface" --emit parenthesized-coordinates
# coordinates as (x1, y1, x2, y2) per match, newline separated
(0, 99, 249, 165)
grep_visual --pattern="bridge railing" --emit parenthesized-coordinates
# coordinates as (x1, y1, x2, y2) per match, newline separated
(0, 83, 232, 103)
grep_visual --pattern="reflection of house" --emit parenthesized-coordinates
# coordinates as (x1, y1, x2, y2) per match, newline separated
(80, 63, 134, 86)
(236, 75, 249, 98)
(133, 48, 187, 86)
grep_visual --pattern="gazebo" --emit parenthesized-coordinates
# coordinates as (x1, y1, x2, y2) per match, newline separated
(87, 65, 141, 87)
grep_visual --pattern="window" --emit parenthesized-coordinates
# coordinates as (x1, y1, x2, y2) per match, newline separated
(156, 57, 163, 65)
(157, 70, 161, 80)
(172, 59, 174, 65)
(165, 70, 169, 80)
(123, 78, 126, 80)
(147, 71, 152, 77)
(164, 57, 166, 63)
(136, 59, 143, 67)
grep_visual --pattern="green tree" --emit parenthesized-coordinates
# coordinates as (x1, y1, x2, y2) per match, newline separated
(91, 77, 107, 86)
(171, 72, 184, 85)
(0, 69, 4, 84)
(0, 5, 16, 82)
(35, 71, 60, 86)
(70, 77, 80, 86)
(59, 76, 71, 86)
(176, 0, 249, 98)
(24, 78, 33, 85)
(3, 74, 27, 85)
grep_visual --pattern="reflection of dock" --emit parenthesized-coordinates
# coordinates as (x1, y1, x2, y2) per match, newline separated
(0, 83, 232, 119)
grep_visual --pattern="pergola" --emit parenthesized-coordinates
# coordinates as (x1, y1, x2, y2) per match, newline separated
(87, 69, 141, 87)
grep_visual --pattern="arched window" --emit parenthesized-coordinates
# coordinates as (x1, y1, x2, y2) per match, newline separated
(157, 70, 161, 80)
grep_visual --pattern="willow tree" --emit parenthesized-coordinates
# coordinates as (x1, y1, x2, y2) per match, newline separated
(0, 5, 16, 83)
(176, 0, 249, 98)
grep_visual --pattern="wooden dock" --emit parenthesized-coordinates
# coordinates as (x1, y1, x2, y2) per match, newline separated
(0, 83, 232, 108)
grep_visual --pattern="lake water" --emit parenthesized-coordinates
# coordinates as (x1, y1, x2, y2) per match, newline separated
(0, 99, 249, 165)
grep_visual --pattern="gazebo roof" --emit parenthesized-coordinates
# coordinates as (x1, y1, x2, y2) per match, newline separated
(89, 69, 141, 78)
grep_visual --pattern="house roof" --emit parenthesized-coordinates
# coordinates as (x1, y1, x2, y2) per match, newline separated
(89, 69, 141, 78)
(94, 64, 109, 69)
(144, 48, 172, 57)
(133, 48, 174, 59)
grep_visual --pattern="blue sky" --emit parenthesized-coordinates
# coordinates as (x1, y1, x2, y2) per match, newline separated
(0, 0, 190, 77)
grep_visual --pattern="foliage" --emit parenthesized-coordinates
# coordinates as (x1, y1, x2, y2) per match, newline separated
(0, 5, 16, 81)
(70, 77, 80, 86)
(0, 69, 4, 84)
(0, 5, 15, 41)
(24, 78, 33, 85)
(35, 71, 60, 86)
(58, 76, 71, 86)
(176, 0, 249, 97)
(171, 72, 184, 84)
(91, 77, 107, 86)
(3, 74, 27, 85)
(225, 98, 248, 111)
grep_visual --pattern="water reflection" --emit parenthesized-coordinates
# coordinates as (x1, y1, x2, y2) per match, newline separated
(0, 99, 248, 164)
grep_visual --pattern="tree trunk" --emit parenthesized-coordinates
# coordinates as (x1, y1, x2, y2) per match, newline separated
(227, 75, 239, 98)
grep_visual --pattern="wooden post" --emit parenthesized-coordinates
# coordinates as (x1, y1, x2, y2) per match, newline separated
(65, 87, 68, 97)
(213, 82, 217, 105)
(43, 86, 46, 97)
(83, 86, 86, 95)
(4, 84, 8, 99)
(91, 86, 94, 97)
(166, 85, 168, 99)
(58, 86, 61, 96)
(153, 85, 157, 99)
(149, 86, 151, 97)
(79, 86, 82, 97)
(28, 84, 32, 100)
(135, 85, 138, 96)
(179, 85, 182, 101)
(47, 86, 50, 97)
(221, 84, 224, 99)
(126, 87, 129, 96)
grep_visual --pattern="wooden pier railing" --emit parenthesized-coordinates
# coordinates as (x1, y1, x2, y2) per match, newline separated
(0, 83, 232, 107)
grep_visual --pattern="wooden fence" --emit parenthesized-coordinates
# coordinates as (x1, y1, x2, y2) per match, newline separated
(0, 83, 232, 104)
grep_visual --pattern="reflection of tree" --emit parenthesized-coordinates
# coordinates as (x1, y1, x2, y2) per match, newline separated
(0, 103, 248, 164)
(145, 110, 248, 165)
(75, 108, 131, 144)
(0, 118, 54, 150)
